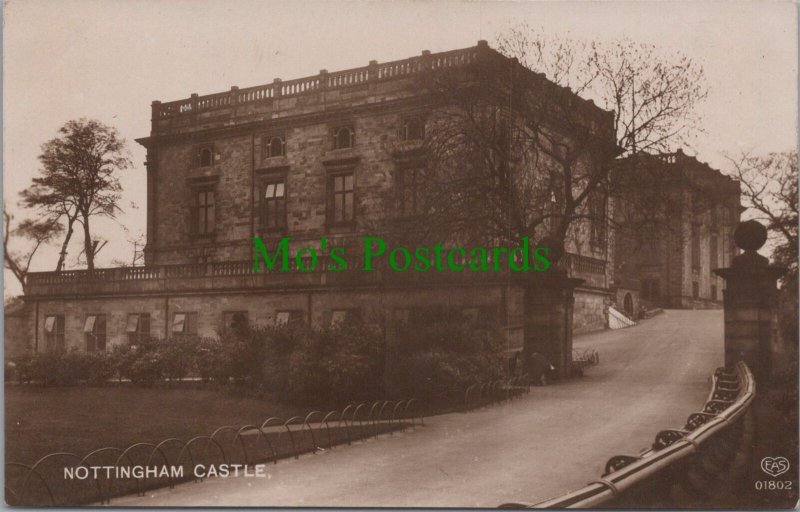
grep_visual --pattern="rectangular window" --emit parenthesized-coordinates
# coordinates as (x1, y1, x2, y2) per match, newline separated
(589, 192, 607, 245)
(195, 189, 215, 236)
(691, 224, 701, 268)
(261, 180, 286, 230)
(329, 173, 354, 224)
(172, 312, 198, 335)
(398, 168, 421, 215)
(275, 310, 304, 326)
(126, 313, 151, 345)
(692, 281, 700, 299)
(43, 314, 65, 351)
(710, 233, 718, 269)
(401, 118, 425, 141)
(329, 309, 361, 326)
(462, 307, 496, 327)
(84, 314, 107, 352)
(222, 311, 249, 331)
(711, 285, 718, 301)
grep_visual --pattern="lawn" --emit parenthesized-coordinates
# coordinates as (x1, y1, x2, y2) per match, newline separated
(5, 384, 305, 465)
(5, 384, 412, 505)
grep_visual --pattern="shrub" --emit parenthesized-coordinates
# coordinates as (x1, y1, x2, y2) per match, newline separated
(258, 323, 304, 396)
(85, 351, 117, 385)
(27, 351, 63, 386)
(391, 312, 506, 401)
(195, 337, 232, 384)
(285, 322, 382, 405)
(127, 350, 163, 386)
(158, 335, 199, 383)
(12, 353, 33, 384)
(23, 350, 92, 386)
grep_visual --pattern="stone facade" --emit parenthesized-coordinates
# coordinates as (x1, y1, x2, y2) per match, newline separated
(613, 150, 741, 310)
(14, 41, 616, 360)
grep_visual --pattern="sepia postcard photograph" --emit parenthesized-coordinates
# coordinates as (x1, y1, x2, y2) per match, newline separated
(2, 0, 798, 508)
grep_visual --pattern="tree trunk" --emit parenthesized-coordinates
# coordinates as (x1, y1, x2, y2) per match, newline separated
(55, 215, 77, 272)
(82, 214, 94, 271)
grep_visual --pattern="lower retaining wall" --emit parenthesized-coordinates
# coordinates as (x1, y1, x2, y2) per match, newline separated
(573, 288, 611, 335)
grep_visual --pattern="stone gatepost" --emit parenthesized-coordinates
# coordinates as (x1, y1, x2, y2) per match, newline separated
(713, 220, 785, 381)
(523, 268, 584, 380)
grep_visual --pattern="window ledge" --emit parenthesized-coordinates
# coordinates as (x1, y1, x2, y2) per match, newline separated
(192, 234, 217, 244)
(326, 222, 357, 233)
(322, 150, 359, 167)
(390, 139, 425, 157)
(257, 228, 288, 238)
(187, 169, 221, 184)
(257, 156, 289, 171)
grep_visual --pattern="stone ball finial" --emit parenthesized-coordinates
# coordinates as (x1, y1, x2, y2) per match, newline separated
(734, 220, 767, 251)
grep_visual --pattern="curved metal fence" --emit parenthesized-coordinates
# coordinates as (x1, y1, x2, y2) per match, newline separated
(571, 348, 600, 377)
(500, 361, 756, 508)
(5, 398, 423, 506)
(464, 375, 531, 410)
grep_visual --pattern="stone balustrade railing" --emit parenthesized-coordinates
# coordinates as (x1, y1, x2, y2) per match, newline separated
(153, 45, 482, 120)
(563, 252, 606, 275)
(26, 250, 606, 289)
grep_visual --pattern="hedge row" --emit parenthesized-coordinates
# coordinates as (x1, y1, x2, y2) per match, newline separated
(11, 313, 506, 406)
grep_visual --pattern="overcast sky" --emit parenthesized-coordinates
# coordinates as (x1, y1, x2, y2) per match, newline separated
(3, 0, 798, 297)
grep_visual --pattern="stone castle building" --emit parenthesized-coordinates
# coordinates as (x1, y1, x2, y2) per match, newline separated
(14, 41, 622, 374)
(612, 150, 741, 311)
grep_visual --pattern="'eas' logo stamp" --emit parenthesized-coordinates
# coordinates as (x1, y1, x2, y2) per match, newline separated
(761, 457, 790, 477)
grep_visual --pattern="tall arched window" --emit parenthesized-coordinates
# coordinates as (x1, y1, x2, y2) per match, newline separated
(264, 135, 285, 158)
(199, 146, 213, 167)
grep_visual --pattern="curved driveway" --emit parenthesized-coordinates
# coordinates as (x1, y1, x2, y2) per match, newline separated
(116, 310, 723, 507)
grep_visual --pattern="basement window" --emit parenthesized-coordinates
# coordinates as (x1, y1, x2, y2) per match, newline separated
(84, 314, 107, 352)
(172, 312, 198, 335)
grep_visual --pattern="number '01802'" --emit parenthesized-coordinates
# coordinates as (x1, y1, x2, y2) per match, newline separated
(755, 480, 793, 490)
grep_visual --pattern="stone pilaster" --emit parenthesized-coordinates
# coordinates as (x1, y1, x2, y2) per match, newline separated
(523, 268, 584, 380)
(714, 220, 785, 380)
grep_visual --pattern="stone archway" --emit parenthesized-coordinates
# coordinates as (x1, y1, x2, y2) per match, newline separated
(623, 293, 634, 316)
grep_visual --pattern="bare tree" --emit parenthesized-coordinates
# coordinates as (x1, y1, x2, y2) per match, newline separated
(495, 25, 708, 155)
(20, 118, 131, 271)
(110, 226, 146, 267)
(3, 207, 63, 287)
(727, 151, 798, 279)
(377, 48, 619, 258)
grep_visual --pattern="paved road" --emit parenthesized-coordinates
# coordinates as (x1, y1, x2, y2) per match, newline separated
(117, 310, 723, 507)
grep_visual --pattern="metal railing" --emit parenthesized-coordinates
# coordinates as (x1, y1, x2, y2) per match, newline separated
(464, 375, 531, 411)
(5, 398, 423, 506)
(500, 361, 755, 508)
(570, 348, 600, 377)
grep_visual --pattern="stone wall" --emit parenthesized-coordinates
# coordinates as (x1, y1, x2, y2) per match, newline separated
(19, 282, 519, 357)
(573, 287, 610, 334)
